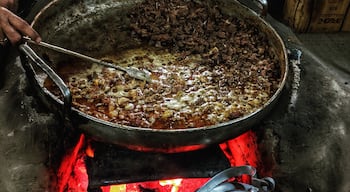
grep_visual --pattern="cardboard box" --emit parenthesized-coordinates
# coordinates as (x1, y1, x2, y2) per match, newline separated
(308, 0, 350, 32)
(283, 0, 350, 32)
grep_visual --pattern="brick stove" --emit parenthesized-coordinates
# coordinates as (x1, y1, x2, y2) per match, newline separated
(1, 11, 350, 192)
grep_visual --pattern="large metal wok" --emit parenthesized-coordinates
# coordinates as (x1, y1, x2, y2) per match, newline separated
(19, 0, 288, 153)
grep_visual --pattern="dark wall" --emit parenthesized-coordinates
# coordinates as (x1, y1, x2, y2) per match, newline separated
(268, 0, 286, 20)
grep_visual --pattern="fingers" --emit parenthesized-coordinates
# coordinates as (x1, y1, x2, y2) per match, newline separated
(0, 8, 9, 42)
(8, 13, 41, 43)
(0, 0, 18, 12)
(0, 11, 21, 44)
(0, 7, 41, 45)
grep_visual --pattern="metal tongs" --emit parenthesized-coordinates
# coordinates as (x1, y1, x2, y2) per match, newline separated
(196, 166, 275, 192)
(23, 37, 152, 82)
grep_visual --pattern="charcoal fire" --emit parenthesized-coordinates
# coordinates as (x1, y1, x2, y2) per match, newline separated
(53, 131, 272, 192)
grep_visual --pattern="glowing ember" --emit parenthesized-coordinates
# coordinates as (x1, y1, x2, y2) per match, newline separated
(219, 131, 261, 183)
(220, 131, 260, 167)
(56, 134, 88, 192)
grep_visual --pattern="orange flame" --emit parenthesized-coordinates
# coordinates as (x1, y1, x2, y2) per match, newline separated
(159, 179, 183, 192)
(85, 142, 95, 158)
(100, 178, 209, 192)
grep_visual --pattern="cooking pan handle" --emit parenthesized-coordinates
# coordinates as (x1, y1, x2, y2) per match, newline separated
(240, 0, 268, 17)
(255, 0, 268, 17)
(18, 44, 72, 118)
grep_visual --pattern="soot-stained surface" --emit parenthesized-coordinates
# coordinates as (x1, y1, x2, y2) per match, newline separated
(261, 17, 350, 191)
(0, 49, 63, 192)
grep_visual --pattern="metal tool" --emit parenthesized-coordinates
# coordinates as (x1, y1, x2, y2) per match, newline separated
(197, 165, 275, 192)
(23, 36, 152, 82)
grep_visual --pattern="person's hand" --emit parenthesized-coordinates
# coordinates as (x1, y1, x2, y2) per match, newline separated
(0, 0, 18, 12)
(0, 5, 41, 46)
